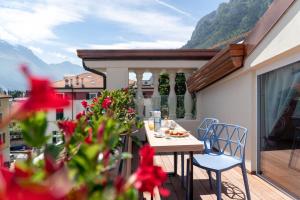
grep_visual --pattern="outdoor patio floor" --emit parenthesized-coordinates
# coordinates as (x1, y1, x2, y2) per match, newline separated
(137, 153, 293, 200)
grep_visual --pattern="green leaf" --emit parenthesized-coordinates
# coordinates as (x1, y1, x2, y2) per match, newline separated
(84, 144, 100, 161)
(20, 112, 49, 147)
(44, 143, 64, 160)
(120, 152, 132, 159)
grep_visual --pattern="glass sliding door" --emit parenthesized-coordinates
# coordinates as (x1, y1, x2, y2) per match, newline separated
(258, 61, 300, 198)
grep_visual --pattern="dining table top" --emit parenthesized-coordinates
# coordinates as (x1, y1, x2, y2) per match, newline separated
(144, 120, 204, 153)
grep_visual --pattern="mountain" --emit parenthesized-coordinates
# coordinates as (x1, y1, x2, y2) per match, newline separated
(49, 61, 84, 78)
(183, 0, 273, 49)
(0, 40, 84, 90)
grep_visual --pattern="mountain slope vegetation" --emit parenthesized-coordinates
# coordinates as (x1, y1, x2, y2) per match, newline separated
(183, 0, 273, 49)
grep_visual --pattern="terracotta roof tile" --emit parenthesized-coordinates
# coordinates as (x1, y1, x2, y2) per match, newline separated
(53, 72, 104, 89)
(0, 93, 11, 98)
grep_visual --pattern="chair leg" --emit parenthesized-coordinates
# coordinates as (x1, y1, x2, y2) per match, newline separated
(216, 171, 222, 200)
(241, 164, 251, 200)
(207, 170, 213, 190)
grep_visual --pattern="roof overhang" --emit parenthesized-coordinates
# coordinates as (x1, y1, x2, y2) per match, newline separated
(77, 49, 220, 71)
(77, 49, 219, 60)
(187, 44, 245, 93)
(244, 0, 296, 56)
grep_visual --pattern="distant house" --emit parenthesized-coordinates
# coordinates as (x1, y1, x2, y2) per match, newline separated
(0, 93, 11, 166)
(129, 77, 154, 98)
(47, 72, 104, 143)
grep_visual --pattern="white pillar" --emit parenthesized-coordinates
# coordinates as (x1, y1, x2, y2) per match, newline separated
(106, 68, 129, 90)
(168, 71, 177, 119)
(151, 70, 161, 111)
(184, 72, 193, 119)
(135, 70, 144, 118)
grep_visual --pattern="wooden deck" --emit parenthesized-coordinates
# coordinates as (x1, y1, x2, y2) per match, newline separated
(137, 153, 293, 200)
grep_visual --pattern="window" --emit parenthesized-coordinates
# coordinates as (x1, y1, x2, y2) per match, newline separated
(52, 131, 57, 144)
(0, 133, 5, 144)
(56, 93, 64, 98)
(56, 108, 64, 120)
(89, 93, 97, 99)
(258, 61, 300, 198)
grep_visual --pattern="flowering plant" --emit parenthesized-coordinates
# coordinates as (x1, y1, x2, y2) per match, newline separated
(0, 66, 168, 200)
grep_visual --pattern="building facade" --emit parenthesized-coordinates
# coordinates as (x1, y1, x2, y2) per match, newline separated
(47, 72, 104, 143)
(188, 0, 300, 198)
(0, 93, 11, 166)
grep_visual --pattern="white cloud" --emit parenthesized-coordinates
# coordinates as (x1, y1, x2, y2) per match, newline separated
(50, 52, 68, 60)
(92, 1, 194, 41)
(0, 0, 196, 65)
(28, 46, 43, 54)
(154, 0, 195, 19)
(88, 40, 185, 49)
(0, 0, 87, 43)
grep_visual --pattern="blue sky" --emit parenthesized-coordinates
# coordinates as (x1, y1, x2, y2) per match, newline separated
(0, 0, 227, 65)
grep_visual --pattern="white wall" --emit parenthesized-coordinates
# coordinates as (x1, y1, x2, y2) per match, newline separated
(106, 67, 129, 90)
(0, 98, 11, 164)
(245, 0, 300, 69)
(46, 99, 85, 142)
(194, 0, 300, 172)
(196, 72, 255, 170)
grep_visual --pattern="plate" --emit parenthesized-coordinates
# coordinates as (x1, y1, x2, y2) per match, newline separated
(154, 133, 165, 138)
(167, 130, 190, 138)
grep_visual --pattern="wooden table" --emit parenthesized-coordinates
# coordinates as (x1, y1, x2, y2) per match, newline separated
(144, 120, 204, 200)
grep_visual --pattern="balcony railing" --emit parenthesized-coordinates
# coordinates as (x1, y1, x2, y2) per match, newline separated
(143, 95, 196, 119)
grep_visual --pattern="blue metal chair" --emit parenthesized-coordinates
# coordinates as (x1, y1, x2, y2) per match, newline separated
(196, 118, 219, 153)
(179, 118, 219, 187)
(186, 123, 251, 200)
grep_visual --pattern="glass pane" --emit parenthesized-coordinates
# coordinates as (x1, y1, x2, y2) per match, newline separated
(259, 61, 300, 198)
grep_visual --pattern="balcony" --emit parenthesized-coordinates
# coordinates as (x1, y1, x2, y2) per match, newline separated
(129, 145, 293, 200)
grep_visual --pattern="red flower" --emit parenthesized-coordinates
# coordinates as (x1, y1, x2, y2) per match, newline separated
(114, 176, 125, 195)
(19, 65, 70, 113)
(0, 167, 61, 200)
(81, 100, 88, 109)
(122, 87, 129, 93)
(44, 154, 63, 175)
(101, 97, 112, 109)
(97, 123, 105, 144)
(76, 111, 85, 120)
(102, 150, 110, 167)
(58, 120, 77, 142)
(127, 107, 135, 114)
(14, 165, 33, 179)
(133, 145, 169, 197)
(84, 128, 93, 144)
(92, 98, 98, 103)
(139, 144, 154, 167)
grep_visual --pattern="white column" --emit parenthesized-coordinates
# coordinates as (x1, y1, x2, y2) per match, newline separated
(151, 70, 161, 111)
(168, 71, 177, 119)
(184, 72, 193, 119)
(107, 68, 128, 89)
(135, 70, 144, 118)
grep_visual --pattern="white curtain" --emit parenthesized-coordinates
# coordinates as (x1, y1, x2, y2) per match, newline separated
(263, 62, 300, 139)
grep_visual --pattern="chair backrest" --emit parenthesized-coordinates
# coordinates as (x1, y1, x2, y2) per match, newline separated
(196, 118, 219, 141)
(205, 123, 248, 161)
